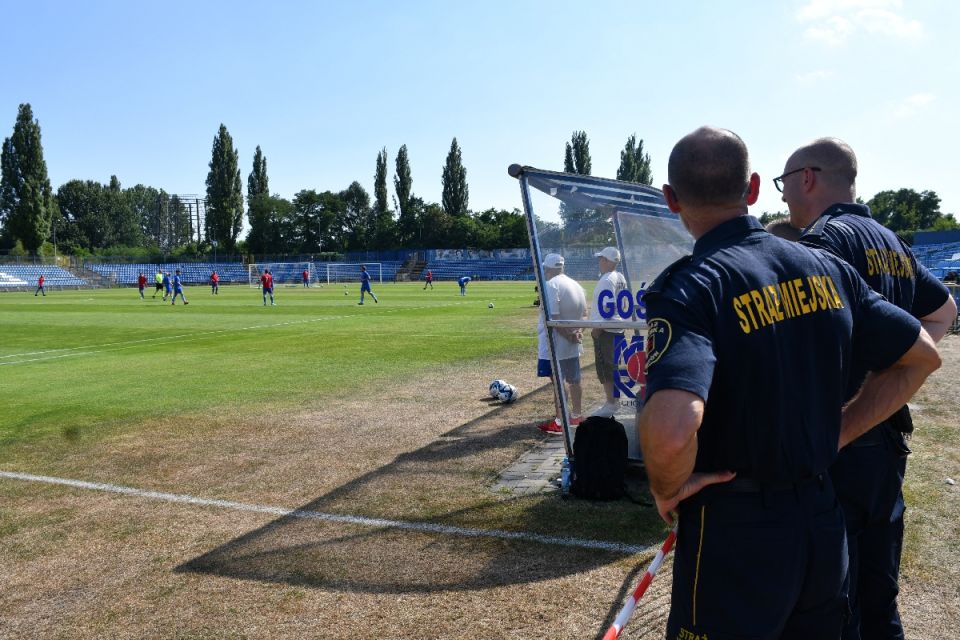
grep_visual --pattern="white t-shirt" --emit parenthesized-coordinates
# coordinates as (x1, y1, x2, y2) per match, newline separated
(590, 269, 628, 333)
(538, 272, 587, 360)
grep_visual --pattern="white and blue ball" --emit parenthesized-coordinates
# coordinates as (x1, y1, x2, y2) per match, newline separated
(489, 379, 507, 398)
(497, 384, 519, 404)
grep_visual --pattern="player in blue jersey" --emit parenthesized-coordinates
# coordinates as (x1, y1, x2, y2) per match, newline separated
(358, 265, 378, 305)
(170, 269, 188, 305)
(161, 271, 172, 301)
(458, 275, 471, 296)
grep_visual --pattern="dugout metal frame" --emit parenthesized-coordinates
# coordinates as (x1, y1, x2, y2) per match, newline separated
(510, 165, 694, 460)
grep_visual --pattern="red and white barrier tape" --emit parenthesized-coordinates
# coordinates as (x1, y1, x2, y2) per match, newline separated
(602, 526, 677, 640)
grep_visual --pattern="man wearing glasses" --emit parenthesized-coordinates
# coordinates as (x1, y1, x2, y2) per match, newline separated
(639, 127, 939, 639)
(779, 138, 956, 640)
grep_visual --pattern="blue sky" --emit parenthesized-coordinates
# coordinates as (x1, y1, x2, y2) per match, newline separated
(3, 0, 958, 230)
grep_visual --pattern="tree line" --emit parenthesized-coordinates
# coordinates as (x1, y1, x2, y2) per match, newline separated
(6, 103, 950, 259)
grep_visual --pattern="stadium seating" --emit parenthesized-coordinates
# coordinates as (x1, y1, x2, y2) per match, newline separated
(0, 265, 86, 288)
(419, 257, 534, 281)
(913, 241, 960, 279)
(85, 262, 248, 285)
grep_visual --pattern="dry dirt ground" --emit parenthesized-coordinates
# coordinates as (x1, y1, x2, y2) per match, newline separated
(1, 338, 958, 639)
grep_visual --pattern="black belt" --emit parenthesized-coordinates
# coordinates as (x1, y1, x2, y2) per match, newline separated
(718, 473, 826, 494)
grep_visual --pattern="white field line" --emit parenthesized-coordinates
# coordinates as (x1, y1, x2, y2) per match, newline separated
(0, 470, 649, 555)
(0, 301, 484, 366)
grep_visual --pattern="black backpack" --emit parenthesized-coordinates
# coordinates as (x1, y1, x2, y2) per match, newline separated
(570, 416, 628, 501)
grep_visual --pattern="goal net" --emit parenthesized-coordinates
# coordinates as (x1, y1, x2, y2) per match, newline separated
(324, 263, 382, 284)
(248, 262, 313, 287)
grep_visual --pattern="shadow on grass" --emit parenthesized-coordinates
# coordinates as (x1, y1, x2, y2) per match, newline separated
(176, 380, 669, 596)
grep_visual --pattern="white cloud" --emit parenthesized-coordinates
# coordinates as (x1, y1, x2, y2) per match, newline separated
(858, 8, 923, 38)
(796, 0, 923, 43)
(893, 93, 936, 118)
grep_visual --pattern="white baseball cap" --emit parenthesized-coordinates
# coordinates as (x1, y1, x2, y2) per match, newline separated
(594, 247, 621, 262)
(541, 253, 565, 268)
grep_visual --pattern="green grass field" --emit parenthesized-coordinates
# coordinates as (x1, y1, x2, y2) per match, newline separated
(2, 282, 958, 638)
(0, 282, 538, 451)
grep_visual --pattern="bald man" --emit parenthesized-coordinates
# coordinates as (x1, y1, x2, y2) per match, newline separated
(780, 137, 956, 640)
(639, 126, 939, 639)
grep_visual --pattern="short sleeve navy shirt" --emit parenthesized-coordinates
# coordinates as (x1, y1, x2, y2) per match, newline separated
(643, 216, 920, 483)
(800, 202, 949, 397)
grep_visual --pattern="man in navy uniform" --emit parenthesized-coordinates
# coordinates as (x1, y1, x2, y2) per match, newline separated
(780, 137, 956, 640)
(638, 127, 941, 639)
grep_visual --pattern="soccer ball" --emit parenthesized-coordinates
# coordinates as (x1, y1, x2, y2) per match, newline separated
(489, 379, 507, 398)
(498, 384, 518, 404)
(344, 291, 349, 296)
(488, 302, 494, 308)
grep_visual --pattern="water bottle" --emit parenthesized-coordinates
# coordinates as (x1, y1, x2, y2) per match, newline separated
(560, 457, 571, 493)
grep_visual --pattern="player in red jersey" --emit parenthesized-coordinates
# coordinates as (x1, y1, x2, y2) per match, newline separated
(260, 269, 275, 306)
(137, 272, 147, 299)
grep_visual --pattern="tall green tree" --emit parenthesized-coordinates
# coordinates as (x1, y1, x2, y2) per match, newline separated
(441, 137, 469, 217)
(616, 134, 653, 185)
(340, 181, 372, 250)
(372, 147, 396, 249)
(293, 189, 345, 253)
(56, 180, 110, 249)
(205, 124, 244, 250)
(563, 130, 591, 175)
(245, 145, 270, 251)
(125, 184, 164, 247)
(0, 104, 55, 253)
(374, 147, 389, 216)
(475, 208, 528, 249)
(394, 144, 415, 243)
(247, 193, 293, 255)
(868, 188, 955, 233)
(247, 145, 268, 204)
(106, 175, 143, 248)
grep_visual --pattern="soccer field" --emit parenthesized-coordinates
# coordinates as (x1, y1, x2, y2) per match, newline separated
(1, 283, 958, 639)
(0, 282, 540, 447)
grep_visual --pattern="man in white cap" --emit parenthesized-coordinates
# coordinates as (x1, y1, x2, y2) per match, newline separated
(536, 253, 588, 433)
(590, 246, 628, 417)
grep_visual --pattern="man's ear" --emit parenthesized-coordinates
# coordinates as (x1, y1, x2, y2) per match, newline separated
(663, 184, 681, 213)
(746, 172, 760, 206)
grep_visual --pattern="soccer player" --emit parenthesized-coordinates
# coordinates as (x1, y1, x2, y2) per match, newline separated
(210, 270, 219, 295)
(458, 275, 471, 296)
(35, 274, 46, 296)
(423, 269, 433, 290)
(137, 272, 147, 299)
(260, 269, 276, 306)
(170, 269, 188, 305)
(358, 265, 378, 305)
(153, 269, 164, 298)
(302, 268, 310, 287)
(162, 271, 172, 301)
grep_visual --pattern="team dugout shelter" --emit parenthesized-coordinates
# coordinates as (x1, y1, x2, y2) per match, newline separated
(509, 165, 694, 461)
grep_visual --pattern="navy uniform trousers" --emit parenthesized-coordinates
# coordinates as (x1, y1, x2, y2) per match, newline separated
(831, 422, 909, 640)
(666, 475, 848, 640)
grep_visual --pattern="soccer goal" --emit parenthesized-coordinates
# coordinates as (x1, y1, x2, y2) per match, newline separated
(248, 262, 313, 287)
(324, 263, 382, 284)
